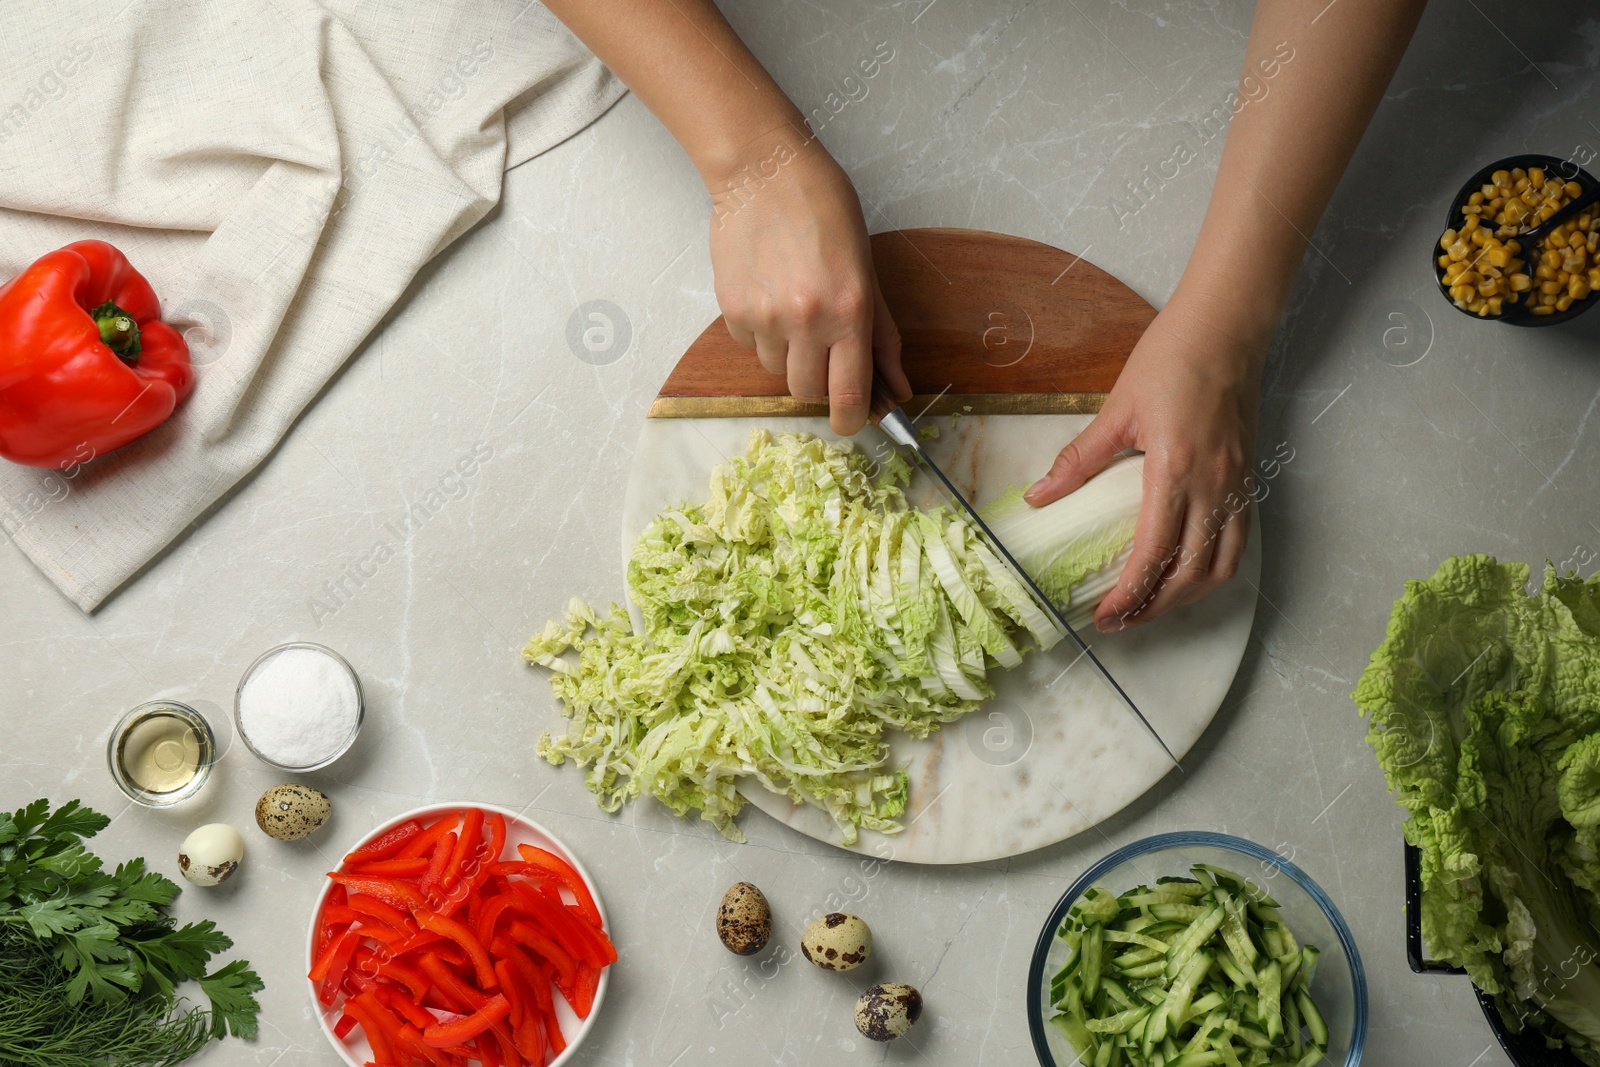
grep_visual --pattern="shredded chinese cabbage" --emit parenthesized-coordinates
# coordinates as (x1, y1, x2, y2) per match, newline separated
(524, 430, 1143, 843)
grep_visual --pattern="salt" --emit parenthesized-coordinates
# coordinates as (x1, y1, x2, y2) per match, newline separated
(237, 646, 361, 768)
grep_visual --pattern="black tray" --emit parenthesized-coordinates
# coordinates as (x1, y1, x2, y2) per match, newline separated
(1405, 843, 1586, 1066)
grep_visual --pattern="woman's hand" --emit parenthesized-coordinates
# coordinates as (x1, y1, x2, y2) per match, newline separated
(706, 134, 909, 434)
(1023, 289, 1266, 631)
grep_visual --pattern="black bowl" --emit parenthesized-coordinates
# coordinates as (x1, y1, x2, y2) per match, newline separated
(1435, 152, 1598, 328)
(1405, 843, 1590, 1066)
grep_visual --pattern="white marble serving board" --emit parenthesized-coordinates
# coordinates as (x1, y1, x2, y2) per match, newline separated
(620, 414, 1259, 864)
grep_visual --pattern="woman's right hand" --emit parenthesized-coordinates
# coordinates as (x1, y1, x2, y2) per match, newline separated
(706, 132, 909, 434)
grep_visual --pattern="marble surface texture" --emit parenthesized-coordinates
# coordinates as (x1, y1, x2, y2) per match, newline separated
(4, 2, 1599, 1066)
(621, 414, 1259, 863)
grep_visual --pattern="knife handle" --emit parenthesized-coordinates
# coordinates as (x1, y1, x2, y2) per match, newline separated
(868, 371, 918, 448)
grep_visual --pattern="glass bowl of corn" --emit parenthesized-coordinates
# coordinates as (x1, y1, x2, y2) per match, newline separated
(1436, 152, 1598, 327)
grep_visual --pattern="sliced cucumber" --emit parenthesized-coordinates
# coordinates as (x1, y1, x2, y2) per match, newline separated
(1048, 863, 1335, 1067)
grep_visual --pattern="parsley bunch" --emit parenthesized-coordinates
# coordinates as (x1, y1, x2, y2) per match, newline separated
(0, 799, 263, 1066)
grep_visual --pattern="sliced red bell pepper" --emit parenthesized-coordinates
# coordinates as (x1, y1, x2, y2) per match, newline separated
(397, 1024, 455, 1067)
(418, 952, 490, 1011)
(417, 910, 498, 990)
(515, 845, 602, 928)
(397, 813, 462, 860)
(346, 893, 418, 936)
(570, 962, 600, 1019)
(347, 856, 431, 878)
(442, 809, 484, 891)
(476, 893, 518, 948)
(473, 1033, 502, 1067)
(513, 1016, 546, 1066)
(386, 928, 448, 958)
(345, 819, 424, 864)
(334, 1013, 359, 1040)
(330, 883, 349, 908)
(508, 885, 600, 969)
(420, 831, 457, 902)
(341, 994, 396, 1065)
(373, 955, 432, 1002)
(493, 959, 524, 1029)
(503, 919, 577, 991)
(327, 873, 426, 913)
(490, 1020, 523, 1067)
(373, 984, 436, 1030)
(311, 927, 361, 1002)
(320, 903, 366, 928)
(422, 995, 510, 1049)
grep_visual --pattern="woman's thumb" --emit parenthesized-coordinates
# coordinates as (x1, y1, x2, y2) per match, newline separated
(1023, 417, 1125, 506)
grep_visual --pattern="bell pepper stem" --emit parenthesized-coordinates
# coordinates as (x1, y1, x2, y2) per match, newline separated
(90, 301, 142, 363)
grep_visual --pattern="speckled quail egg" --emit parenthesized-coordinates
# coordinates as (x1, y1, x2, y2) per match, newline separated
(716, 882, 772, 956)
(254, 783, 332, 841)
(800, 912, 872, 971)
(855, 983, 923, 1042)
(178, 823, 243, 886)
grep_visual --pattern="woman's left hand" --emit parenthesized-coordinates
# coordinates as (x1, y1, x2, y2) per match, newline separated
(1022, 288, 1266, 631)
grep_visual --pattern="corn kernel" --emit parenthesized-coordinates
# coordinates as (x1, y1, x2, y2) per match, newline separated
(1488, 247, 1511, 268)
(1557, 294, 1574, 312)
(1541, 279, 1563, 295)
(1571, 276, 1592, 299)
(1441, 229, 1457, 249)
(1567, 181, 1584, 199)
(1533, 304, 1555, 315)
(1511, 273, 1534, 292)
(1489, 296, 1504, 315)
(1542, 292, 1559, 306)
(1469, 190, 1485, 206)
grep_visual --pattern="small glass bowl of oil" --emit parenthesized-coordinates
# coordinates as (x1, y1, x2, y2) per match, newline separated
(107, 701, 217, 807)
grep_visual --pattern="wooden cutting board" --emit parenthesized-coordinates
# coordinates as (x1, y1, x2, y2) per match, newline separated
(647, 227, 1155, 419)
(622, 229, 1260, 864)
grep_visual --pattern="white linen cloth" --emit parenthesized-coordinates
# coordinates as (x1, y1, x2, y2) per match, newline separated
(0, 0, 622, 610)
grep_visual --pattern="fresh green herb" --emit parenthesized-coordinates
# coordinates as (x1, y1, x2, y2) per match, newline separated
(0, 799, 262, 1065)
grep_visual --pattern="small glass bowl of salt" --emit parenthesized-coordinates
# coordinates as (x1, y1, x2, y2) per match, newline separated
(235, 643, 364, 772)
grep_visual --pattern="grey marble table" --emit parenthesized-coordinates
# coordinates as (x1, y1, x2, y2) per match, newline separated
(5, 2, 1597, 1065)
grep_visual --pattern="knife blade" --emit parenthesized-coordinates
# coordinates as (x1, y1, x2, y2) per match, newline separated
(867, 379, 1183, 772)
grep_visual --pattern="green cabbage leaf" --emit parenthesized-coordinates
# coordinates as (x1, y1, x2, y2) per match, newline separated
(1354, 555, 1600, 1061)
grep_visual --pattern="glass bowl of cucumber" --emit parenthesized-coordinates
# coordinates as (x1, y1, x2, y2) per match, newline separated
(1027, 832, 1367, 1067)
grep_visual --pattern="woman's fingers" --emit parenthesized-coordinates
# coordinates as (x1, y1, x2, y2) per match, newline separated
(1025, 413, 1127, 506)
(872, 279, 911, 403)
(1094, 473, 1187, 630)
(785, 336, 829, 404)
(754, 332, 787, 377)
(1136, 505, 1222, 620)
(1178, 497, 1251, 608)
(826, 325, 873, 434)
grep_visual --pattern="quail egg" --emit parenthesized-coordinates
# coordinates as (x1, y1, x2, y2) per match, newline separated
(716, 881, 773, 956)
(254, 783, 332, 841)
(800, 912, 872, 971)
(178, 823, 243, 886)
(855, 983, 923, 1042)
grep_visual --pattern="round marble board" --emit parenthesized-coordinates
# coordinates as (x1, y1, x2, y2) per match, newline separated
(621, 413, 1259, 864)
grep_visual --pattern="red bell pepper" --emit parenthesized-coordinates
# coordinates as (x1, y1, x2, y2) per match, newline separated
(344, 819, 424, 864)
(327, 873, 426, 913)
(418, 952, 490, 1012)
(397, 814, 461, 860)
(504, 919, 576, 993)
(0, 241, 193, 467)
(372, 984, 436, 1031)
(372, 956, 432, 1002)
(341, 994, 396, 1065)
(334, 1013, 359, 1040)
(398, 1024, 455, 1067)
(570, 963, 600, 1019)
(347, 856, 431, 878)
(422, 995, 510, 1049)
(498, 943, 563, 1058)
(442, 809, 484, 890)
(421, 832, 456, 902)
(508, 884, 600, 969)
(515, 846, 602, 927)
(346, 893, 417, 936)
(417, 910, 498, 990)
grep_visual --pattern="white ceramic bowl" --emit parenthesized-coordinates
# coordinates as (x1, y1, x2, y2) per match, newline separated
(305, 802, 611, 1067)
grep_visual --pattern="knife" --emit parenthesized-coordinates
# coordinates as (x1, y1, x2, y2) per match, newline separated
(868, 377, 1183, 772)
